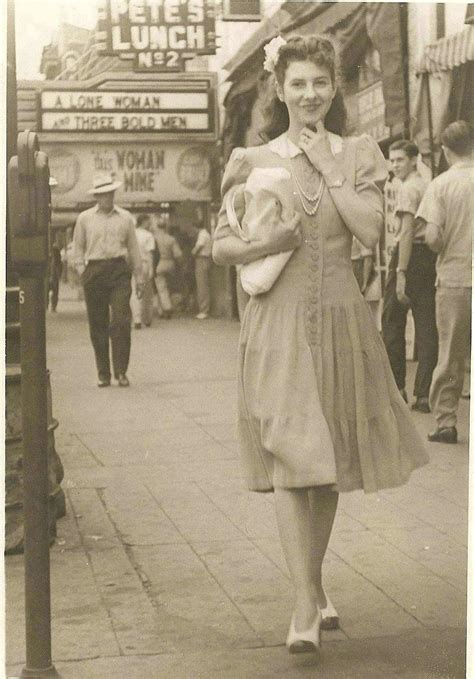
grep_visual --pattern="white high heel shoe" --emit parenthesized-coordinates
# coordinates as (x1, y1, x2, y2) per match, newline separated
(286, 609, 322, 654)
(320, 593, 339, 630)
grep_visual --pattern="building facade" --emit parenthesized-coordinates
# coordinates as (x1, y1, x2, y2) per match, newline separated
(17, 16, 226, 311)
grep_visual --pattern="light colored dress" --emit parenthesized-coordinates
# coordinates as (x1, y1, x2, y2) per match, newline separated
(215, 132, 428, 494)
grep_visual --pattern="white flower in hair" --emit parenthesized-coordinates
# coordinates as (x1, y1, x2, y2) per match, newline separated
(263, 35, 287, 73)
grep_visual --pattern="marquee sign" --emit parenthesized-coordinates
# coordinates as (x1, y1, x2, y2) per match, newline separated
(96, 0, 217, 71)
(45, 142, 214, 202)
(39, 87, 213, 133)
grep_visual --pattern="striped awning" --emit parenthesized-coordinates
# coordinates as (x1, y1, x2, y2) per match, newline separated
(418, 25, 474, 73)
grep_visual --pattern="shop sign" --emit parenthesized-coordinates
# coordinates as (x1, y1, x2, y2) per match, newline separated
(44, 143, 213, 203)
(96, 0, 216, 72)
(39, 89, 211, 133)
(357, 81, 390, 142)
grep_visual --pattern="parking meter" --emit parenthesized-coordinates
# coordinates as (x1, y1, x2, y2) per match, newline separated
(8, 129, 50, 276)
(7, 130, 61, 678)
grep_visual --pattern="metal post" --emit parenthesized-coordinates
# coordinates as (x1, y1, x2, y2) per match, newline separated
(399, 1, 411, 139)
(19, 278, 60, 679)
(7, 0, 17, 164)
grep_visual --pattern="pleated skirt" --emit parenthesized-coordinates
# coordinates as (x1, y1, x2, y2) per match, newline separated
(237, 294, 429, 494)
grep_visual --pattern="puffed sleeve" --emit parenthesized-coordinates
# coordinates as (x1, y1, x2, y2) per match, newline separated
(354, 134, 388, 218)
(214, 147, 251, 242)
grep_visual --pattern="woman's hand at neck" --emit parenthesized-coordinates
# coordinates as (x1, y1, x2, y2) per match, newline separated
(295, 121, 337, 174)
(286, 117, 321, 146)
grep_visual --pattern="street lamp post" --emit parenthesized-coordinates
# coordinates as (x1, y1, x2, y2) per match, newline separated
(7, 2, 61, 674)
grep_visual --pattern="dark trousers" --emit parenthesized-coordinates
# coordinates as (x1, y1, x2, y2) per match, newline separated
(82, 258, 132, 380)
(382, 244, 438, 398)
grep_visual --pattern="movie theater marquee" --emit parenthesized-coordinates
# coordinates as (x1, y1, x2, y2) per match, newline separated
(39, 88, 212, 133)
(97, 0, 217, 71)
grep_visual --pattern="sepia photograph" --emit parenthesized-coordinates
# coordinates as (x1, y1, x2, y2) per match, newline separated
(3, 1, 472, 677)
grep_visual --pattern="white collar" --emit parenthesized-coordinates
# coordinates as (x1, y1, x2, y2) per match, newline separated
(94, 204, 119, 215)
(268, 131, 343, 158)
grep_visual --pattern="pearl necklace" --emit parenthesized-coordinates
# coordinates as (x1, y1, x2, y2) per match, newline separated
(289, 159, 324, 216)
(286, 137, 325, 216)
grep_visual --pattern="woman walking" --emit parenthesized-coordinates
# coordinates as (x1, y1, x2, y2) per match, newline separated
(213, 35, 427, 655)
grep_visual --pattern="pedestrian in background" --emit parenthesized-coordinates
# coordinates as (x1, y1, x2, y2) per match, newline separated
(73, 173, 144, 388)
(64, 228, 84, 300)
(191, 223, 212, 319)
(416, 120, 473, 444)
(131, 213, 156, 329)
(153, 215, 183, 319)
(382, 140, 438, 411)
(48, 236, 63, 312)
(48, 175, 62, 312)
(213, 35, 427, 655)
(172, 224, 197, 313)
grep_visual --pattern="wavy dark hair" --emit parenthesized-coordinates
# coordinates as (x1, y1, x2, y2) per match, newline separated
(260, 35, 347, 142)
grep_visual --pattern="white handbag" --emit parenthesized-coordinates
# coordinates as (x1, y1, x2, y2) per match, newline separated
(225, 167, 296, 296)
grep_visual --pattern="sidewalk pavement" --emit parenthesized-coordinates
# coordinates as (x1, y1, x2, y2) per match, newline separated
(5, 293, 469, 678)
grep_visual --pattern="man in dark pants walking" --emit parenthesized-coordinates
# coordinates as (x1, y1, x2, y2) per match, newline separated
(73, 173, 143, 387)
(382, 140, 438, 412)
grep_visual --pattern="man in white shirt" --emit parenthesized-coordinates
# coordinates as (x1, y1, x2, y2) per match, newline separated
(416, 120, 473, 444)
(74, 173, 143, 387)
(191, 225, 212, 319)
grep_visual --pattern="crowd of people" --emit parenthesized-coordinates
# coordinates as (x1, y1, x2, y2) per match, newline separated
(379, 122, 472, 445)
(53, 174, 212, 387)
(55, 199, 212, 313)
